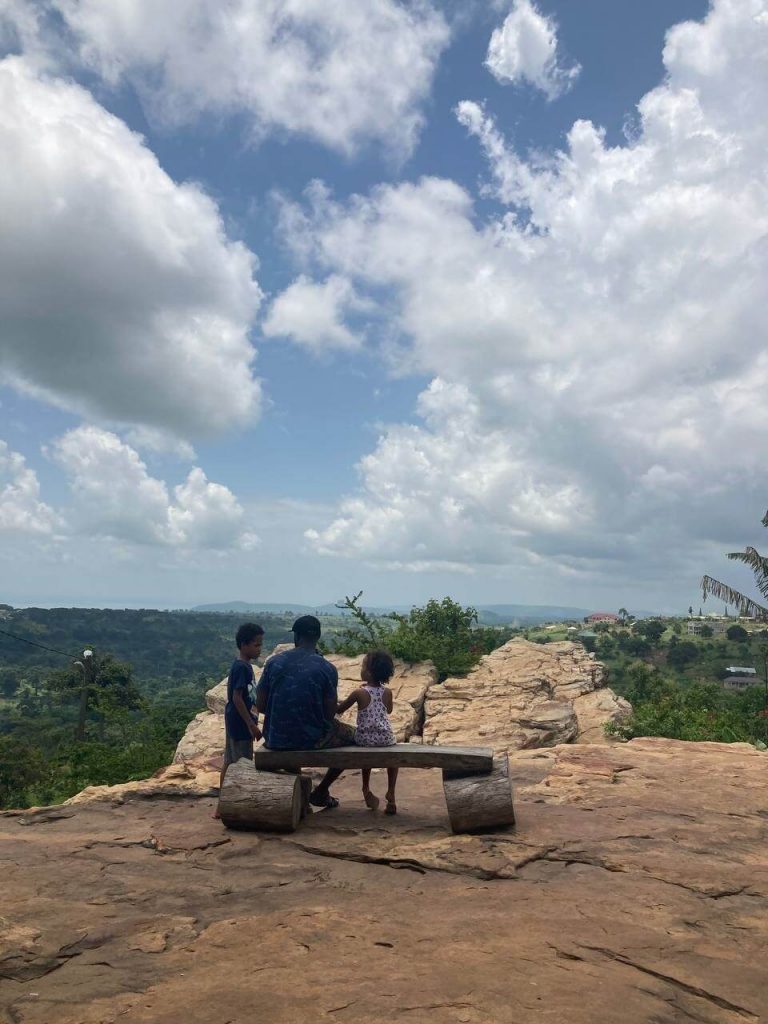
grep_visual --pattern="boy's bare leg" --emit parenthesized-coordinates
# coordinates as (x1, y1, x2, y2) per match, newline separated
(385, 767, 399, 814)
(214, 763, 227, 819)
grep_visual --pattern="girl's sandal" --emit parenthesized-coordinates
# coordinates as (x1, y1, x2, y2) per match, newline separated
(364, 792, 380, 812)
(385, 800, 397, 815)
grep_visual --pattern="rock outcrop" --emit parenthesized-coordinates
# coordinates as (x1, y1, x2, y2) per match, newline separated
(423, 638, 630, 751)
(3, 738, 767, 1023)
(174, 650, 437, 762)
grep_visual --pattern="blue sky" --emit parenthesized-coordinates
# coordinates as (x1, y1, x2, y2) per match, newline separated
(1, 0, 766, 613)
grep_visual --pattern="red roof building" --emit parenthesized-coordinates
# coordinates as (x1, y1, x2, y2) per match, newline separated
(587, 612, 620, 623)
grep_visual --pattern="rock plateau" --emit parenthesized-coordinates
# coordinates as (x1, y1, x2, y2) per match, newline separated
(2, 738, 767, 1023)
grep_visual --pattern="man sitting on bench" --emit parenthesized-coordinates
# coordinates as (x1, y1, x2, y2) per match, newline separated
(254, 615, 354, 809)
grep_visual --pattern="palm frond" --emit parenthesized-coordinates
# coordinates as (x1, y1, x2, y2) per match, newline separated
(701, 575, 768, 619)
(725, 547, 768, 599)
(762, 509, 768, 528)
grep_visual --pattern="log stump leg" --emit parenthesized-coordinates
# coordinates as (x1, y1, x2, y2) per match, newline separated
(442, 754, 515, 834)
(298, 773, 313, 819)
(219, 759, 301, 833)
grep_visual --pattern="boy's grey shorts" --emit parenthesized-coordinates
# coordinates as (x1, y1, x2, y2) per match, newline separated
(223, 735, 254, 767)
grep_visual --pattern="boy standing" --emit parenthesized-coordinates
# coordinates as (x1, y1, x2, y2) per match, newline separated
(216, 622, 264, 818)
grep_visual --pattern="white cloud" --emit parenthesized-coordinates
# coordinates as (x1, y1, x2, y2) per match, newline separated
(486, 0, 580, 100)
(123, 428, 197, 463)
(15, 0, 449, 158)
(290, 0, 768, 586)
(0, 440, 61, 535)
(262, 274, 368, 352)
(0, 56, 262, 440)
(51, 426, 258, 550)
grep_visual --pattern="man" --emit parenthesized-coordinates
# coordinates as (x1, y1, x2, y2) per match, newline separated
(216, 622, 264, 818)
(255, 615, 354, 809)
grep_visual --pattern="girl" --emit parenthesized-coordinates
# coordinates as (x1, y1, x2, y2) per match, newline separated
(337, 650, 398, 814)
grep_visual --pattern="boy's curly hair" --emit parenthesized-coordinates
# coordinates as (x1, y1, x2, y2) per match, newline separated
(363, 649, 395, 684)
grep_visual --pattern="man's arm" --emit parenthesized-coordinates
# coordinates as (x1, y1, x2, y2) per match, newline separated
(323, 665, 339, 722)
(254, 663, 270, 715)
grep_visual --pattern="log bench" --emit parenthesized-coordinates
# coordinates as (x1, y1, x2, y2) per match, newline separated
(219, 744, 515, 835)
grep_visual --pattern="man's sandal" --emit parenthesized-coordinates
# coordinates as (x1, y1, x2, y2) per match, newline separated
(309, 792, 340, 809)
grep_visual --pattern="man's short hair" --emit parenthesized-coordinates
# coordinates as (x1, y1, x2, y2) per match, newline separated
(236, 622, 264, 648)
(292, 615, 322, 641)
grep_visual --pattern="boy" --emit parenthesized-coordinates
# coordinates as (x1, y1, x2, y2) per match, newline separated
(216, 622, 264, 818)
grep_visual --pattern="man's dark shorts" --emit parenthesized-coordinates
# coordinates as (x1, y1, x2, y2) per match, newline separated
(315, 719, 357, 749)
(223, 734, 254, 767)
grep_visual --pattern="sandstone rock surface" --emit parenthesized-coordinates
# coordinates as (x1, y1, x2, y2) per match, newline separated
(175, 651, 436, 762)
(424, 638, 630, 751)
(2, 738, 767, 1023)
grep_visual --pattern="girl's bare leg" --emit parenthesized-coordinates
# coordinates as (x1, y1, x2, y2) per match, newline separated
(362, 768, 379, 811)
(385, 767, 399, 814)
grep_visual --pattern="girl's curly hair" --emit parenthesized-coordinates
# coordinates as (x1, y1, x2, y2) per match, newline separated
(363, 649, 395, 684)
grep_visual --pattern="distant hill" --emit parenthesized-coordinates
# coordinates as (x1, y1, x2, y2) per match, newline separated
(192, 601, 320, 615)
(475, 604, 591, 624)
(192, 600, 593, 624)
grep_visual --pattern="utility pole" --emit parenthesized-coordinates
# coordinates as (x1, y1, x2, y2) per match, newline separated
(73, 649, 94, 742)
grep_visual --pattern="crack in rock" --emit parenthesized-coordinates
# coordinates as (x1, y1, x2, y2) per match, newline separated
(580, 945, 759, 1020)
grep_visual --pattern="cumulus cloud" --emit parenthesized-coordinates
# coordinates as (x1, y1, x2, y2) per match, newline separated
(51, 427, 258, 550)
(262, 275, 369, 352)
(13, 0, 449, 158)
(0, 56, 262, 440)
(291, 0, 768, 586)
(0, 440, 61, 536)
(486, 0, 580, 99)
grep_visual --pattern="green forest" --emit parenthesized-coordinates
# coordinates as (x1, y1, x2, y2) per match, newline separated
(0, 606, 298, 809)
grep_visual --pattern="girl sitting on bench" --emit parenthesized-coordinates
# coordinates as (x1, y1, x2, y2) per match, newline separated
(336, 650, 398, 814)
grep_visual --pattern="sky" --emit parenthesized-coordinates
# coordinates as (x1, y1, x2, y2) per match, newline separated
(1, 0, 766, 613)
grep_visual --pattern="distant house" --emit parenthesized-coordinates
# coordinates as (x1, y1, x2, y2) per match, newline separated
(578, 630, 598, 640)
(723, 676, 757, 691)
(687, 620, 727, 636)
(722, 666, 758, 691)
(587, 613, 619, 624)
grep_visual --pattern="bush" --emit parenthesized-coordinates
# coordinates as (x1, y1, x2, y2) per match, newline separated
(608, 682, 768, 744)
(666, 640, 699, 671)
(333, 592, 511, 680)
(726, 624, 749, 642)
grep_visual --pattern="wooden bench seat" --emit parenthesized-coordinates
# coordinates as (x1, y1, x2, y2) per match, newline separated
(252, 742, 494, 777)
(220, 743, 516, 836)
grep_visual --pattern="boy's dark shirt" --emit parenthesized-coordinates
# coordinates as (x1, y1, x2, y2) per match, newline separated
(255, 648, 338, 750)
(224, 659, 256, 741)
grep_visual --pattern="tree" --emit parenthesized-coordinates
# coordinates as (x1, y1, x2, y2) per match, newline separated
(688, 606, 693, 617)
(726, 624, 749, 643)
(700, 625, 713, 638)
(333, 592, 505, 680)
(667, 641, 699, 671)
(618, 607, 629, 624)
(48, 653, 143, 740)
(702, 510, 768, 619)
(634, 619, 665, 643)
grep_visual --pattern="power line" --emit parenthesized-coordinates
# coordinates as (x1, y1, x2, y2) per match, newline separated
(0, 625, 80, 661)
